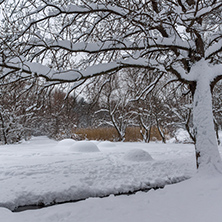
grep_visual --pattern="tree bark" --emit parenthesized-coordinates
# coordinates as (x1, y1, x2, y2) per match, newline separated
(193, 77, 222, 174)
(0, 112, 8, 144)
(156, 116, 166, 143)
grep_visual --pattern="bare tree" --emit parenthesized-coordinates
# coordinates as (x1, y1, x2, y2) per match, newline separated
(27, 85, 85, 140)
(94, 74, 134, 141)
(126, 68, 165, 143)
(0, 77, 43, 143)
(1, 0, 222, 172)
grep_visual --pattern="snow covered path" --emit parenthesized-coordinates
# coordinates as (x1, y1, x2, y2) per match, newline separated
(0, 137, 196, 211)
(2, 174, 222, 222)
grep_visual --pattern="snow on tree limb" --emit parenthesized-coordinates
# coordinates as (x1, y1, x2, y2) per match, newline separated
(1, 0, 221, 86)
(0, 55, 164, 83)
(206, 38, 222, 59)
(25, 37, 193, 55)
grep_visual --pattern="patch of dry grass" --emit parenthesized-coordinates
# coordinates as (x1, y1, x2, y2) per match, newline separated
(75, 127, 119, 141)
(74, 126, 163, 142)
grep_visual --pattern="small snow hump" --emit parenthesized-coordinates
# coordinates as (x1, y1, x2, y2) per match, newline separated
(70, 141, 100, 153)
(98, 141, 116, 148)
(57, 139, 76, 147)
(123, 149, 153, 162)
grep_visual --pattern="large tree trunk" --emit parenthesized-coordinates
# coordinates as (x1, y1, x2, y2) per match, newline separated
(193, 77, 222, 174)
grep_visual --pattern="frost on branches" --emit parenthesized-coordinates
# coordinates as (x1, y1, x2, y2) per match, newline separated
(0, 0, 222, 173)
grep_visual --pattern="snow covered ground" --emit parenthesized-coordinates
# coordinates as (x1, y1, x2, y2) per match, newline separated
(0, 136, 222, 221)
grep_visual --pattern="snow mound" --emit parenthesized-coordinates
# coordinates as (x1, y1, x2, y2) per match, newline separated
(70, 141, 100, 153)
(98, 141, 116, 148)
(123, 149, 153, 162)
(28, 136, 52, 144)
(171, 128, 193, 144)
(57, 139, 76, 147)
(89, 140, 101, 145)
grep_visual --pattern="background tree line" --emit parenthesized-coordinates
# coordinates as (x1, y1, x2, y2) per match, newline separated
(1, 69, 221, 144)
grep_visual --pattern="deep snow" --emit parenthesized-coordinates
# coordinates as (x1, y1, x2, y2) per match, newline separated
(2, 175, 222, 222)
(0, 135, 222, 221)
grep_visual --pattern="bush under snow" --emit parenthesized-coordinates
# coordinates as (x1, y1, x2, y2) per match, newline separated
(170, 129, 193, 144)
(70, 141, 100, 153)
(123, 149, 153, 162)
(98, 141, 116, 148)
(57, 139, 76, 147)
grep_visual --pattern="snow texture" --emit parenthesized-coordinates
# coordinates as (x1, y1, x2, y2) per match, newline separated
(191, 60, 222, 173)
(0, 136, 222, 222)
(0, 136, 196, 211)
